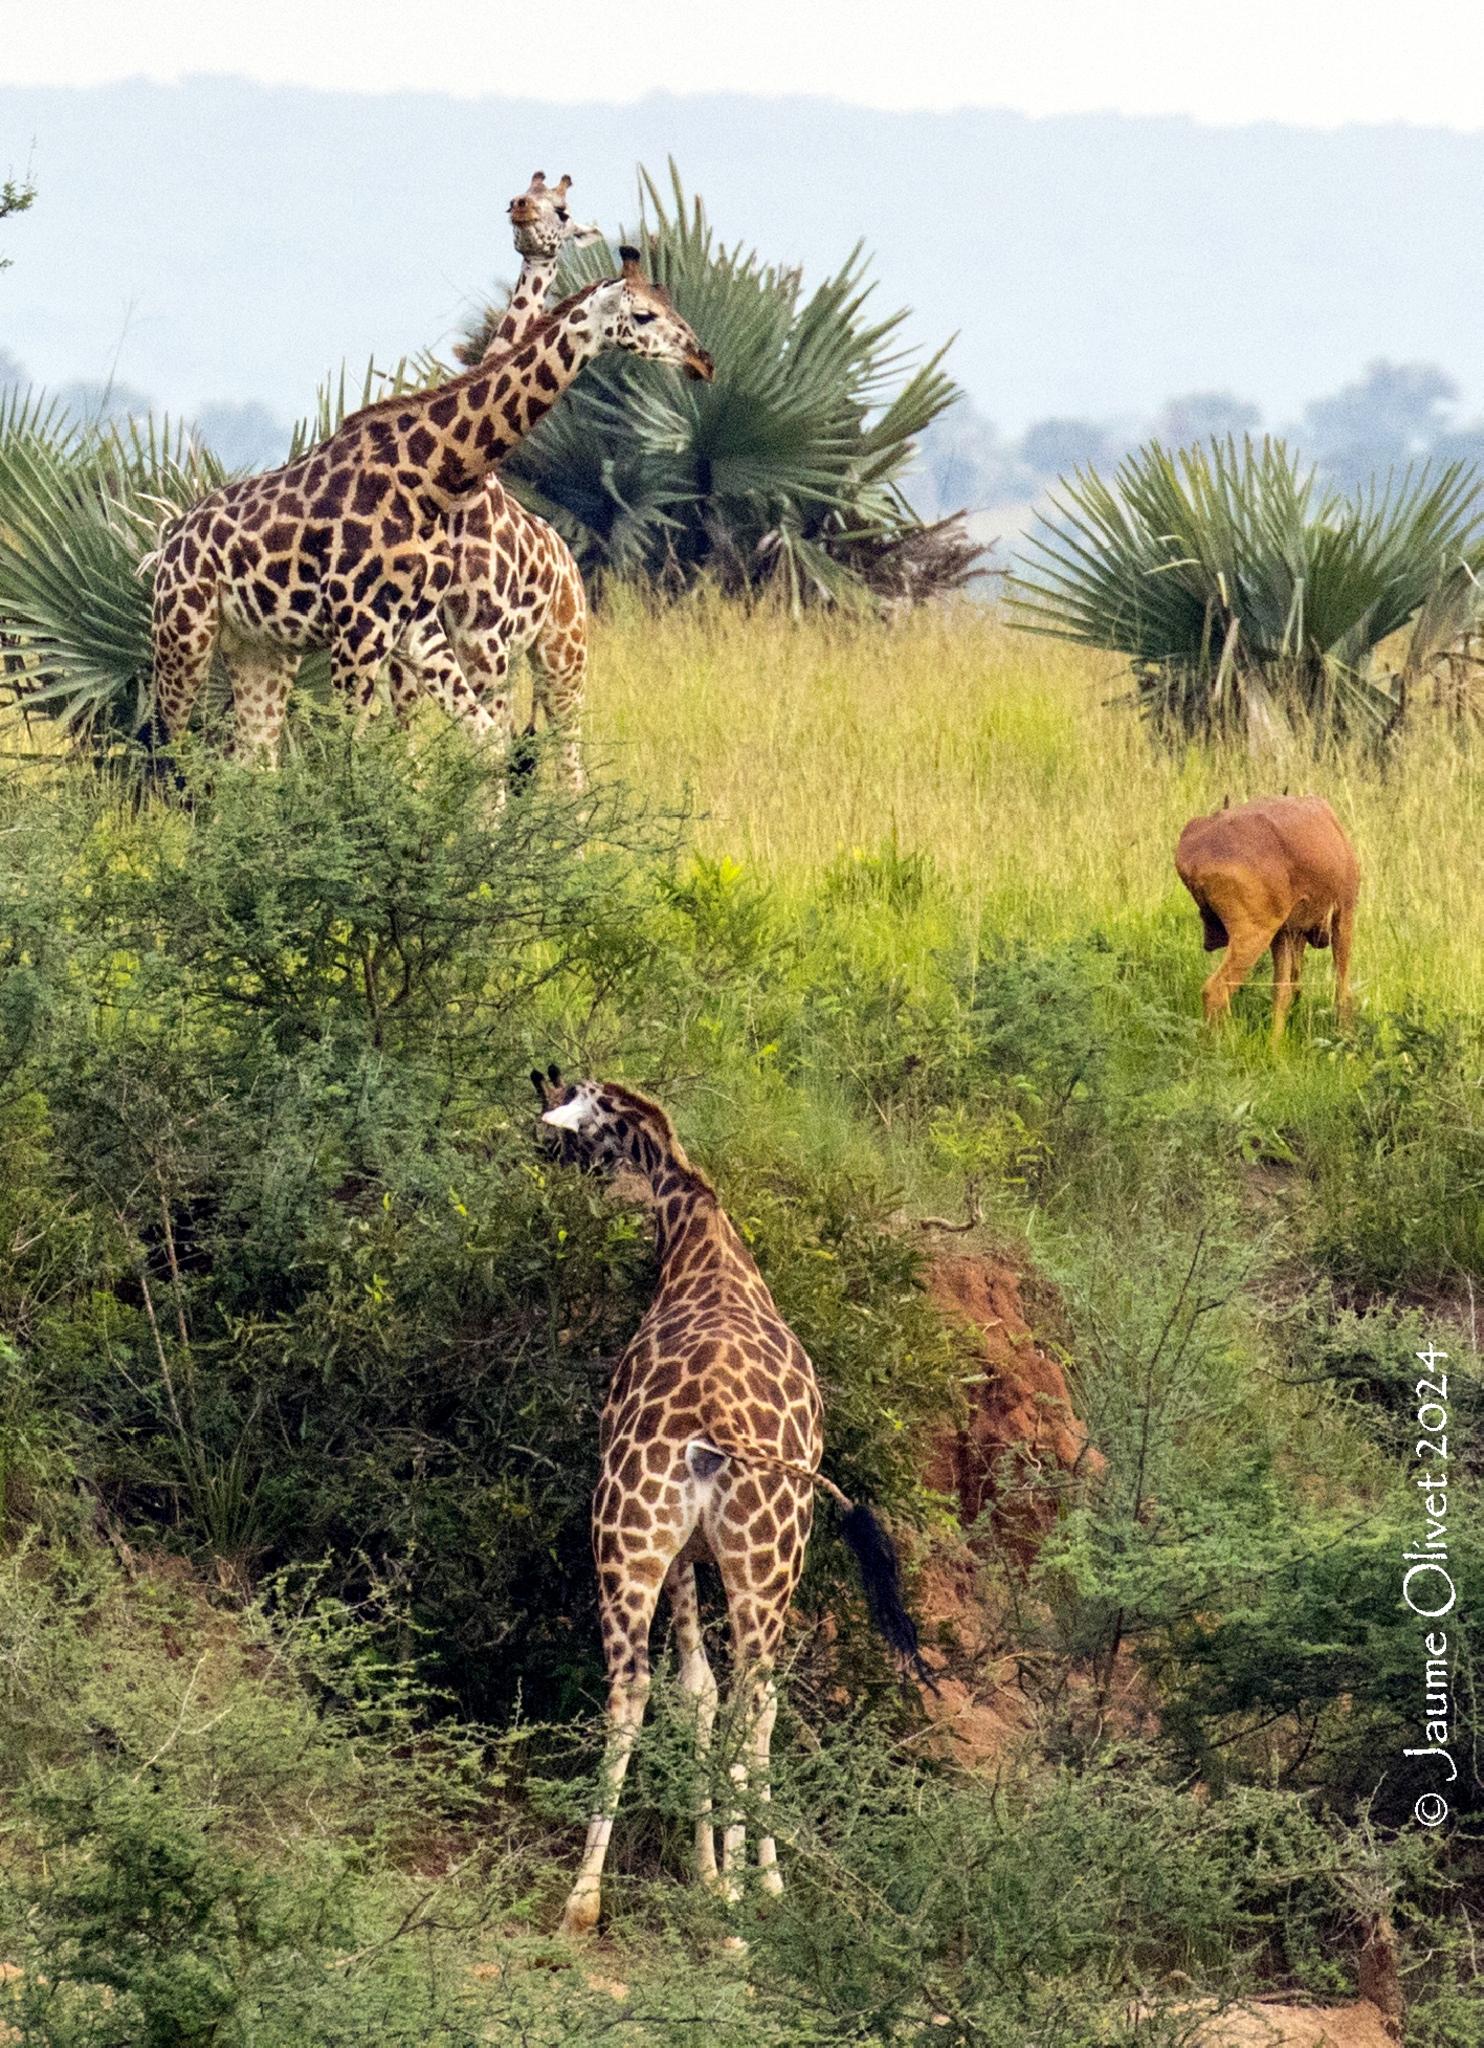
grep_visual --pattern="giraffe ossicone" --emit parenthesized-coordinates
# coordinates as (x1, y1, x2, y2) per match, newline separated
(507, 169, 602, 258)
(531, 1066, 928, 1938)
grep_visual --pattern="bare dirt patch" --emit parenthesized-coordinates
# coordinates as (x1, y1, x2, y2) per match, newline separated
(906, 1249, 1109, 1766)
(1175, 1998, 1397, 2047)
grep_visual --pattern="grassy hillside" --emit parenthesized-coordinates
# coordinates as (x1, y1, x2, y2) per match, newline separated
(0, 602, 1480, 2045)
(590, 595, 1484, 1013)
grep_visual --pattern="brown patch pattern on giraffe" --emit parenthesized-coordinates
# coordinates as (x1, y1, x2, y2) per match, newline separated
(389, 171, 600, 786)
(150, 252, 711, 761)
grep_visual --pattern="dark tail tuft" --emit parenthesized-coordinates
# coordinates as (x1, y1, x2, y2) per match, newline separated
(506, 724, 539, 791)
(133, 712, 190, 800)
(839, 1504, 937, 1692)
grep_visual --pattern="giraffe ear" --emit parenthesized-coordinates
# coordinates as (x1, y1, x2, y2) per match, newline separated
(567, 220, 603, 248)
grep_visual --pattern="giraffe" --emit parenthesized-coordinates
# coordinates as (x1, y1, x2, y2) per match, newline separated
(532, 1067, 929, 1937)
(387, 171, 600, 787)
(150, 252, 712, 761)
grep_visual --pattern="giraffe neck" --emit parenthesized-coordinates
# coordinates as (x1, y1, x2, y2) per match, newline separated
(645, 1161, 750, 1282)
(376, 290, 605, 516)
(485, 253, 562, 356)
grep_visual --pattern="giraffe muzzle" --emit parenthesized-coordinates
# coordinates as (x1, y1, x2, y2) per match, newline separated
(683, 348, 715, 384)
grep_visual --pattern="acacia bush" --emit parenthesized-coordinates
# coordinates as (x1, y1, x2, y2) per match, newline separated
(0, 736, 962, 1716)
(3, 1543, 1460, 2048)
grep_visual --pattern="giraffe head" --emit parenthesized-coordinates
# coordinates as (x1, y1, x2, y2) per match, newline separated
(588, 249, 715, 382)
(507, 170, 602, 261)
(531, 1066, 699, 1194)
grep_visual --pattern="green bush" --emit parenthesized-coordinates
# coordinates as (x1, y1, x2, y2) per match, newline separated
(0, 738, 963, 1715)
(12, 1541, 1451, 2048)
(1300, 1004, 1484, 1286)
(1, 726, 1481, 2031)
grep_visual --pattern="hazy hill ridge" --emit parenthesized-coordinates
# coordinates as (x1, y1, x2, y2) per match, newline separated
(3, 78, 1484, 436)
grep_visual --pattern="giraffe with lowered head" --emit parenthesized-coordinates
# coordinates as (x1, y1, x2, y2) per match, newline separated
(151, 251, 712, 760)
(532, 1066, 929, 1937)
(388, 172, 602, 786)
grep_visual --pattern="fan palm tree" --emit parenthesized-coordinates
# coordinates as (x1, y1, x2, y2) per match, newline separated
(0, 391, 225, 747)
(455, 163, 979, 608)
(1008, 435, 1484, 744)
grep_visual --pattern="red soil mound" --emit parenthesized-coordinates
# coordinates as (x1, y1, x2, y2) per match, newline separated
(906, 1250, 1107, 1767)
(923, 1251, 1103, 1554)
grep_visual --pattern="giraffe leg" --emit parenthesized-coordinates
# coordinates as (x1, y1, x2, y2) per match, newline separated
(717, 1641, 783, 1901)
(221, 645, 298, 766)
(561, 1566, 665, 1938)
(749, 1672, 783, 1895)
(385, 651, 422, 728)
(329, 615, 416, 732)
(439, 616, 515, 763)
(391, 612, 497, 741)
(151, 588, 219, 743)
(707, 1475, 804, 1903)
(563, 1457, 707, 1937)
(530, 584, 589, 792)
(667, 1560, 720, 1890)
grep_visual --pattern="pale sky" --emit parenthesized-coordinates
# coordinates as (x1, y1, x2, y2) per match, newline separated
(3, 0, 1484, 129)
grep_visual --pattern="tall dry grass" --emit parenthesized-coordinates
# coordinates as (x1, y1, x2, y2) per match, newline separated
(4, 592, 1478, 1018)
(589, 591, 1484, 1018)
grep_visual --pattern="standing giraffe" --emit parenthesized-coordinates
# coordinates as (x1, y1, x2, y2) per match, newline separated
(388, 172, 600, 787)
(532, 1067, 928, 1937)
(151, 253, 712, 760)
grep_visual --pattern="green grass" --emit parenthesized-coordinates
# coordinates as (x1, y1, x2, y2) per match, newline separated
(1, 597, 1480, 2042)
(577, 596, 1484, 1297)
(586, 590, 1484, 1021)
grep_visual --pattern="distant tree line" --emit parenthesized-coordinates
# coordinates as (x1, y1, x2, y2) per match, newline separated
(7, 289, 1484, 540)
(910, 359, 1484, 515)
(0, 351, 293, 471)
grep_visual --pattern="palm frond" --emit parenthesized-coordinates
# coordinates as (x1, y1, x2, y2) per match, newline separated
(0, 401, 226, 743)
(1008, 435, 1484, 745)
(484, 160, 978, 607)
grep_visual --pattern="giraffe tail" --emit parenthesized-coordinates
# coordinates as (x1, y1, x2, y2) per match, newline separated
(835, 1500, 938, 1693)
(697, 1438, 936, 1690)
